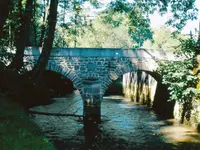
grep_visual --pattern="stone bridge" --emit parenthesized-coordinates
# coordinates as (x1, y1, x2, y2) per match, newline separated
(24, 47, 175, 123)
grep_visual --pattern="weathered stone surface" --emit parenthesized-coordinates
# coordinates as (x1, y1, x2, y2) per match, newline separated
(23, 47, 176, 122)
(24, 48, 172, 95)
(122, 71, 157, 106)
(87, 63, 97, 71)
(174, 100, 200, 129)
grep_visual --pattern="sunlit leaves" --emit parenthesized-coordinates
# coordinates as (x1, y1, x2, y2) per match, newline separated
(159, 37, 199, 105)
(109, 0, 131, 13)
(108, 0, 198, 30)
(76, 15, 135, 48)
(142, 26, 184, 51)
(168, 0, 198, 30)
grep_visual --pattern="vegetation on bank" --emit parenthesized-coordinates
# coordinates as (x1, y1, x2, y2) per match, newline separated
(158, 35, 200, 124)
(0, 95, 55, 150)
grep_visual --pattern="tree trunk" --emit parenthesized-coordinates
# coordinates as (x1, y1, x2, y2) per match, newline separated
(32, 0, 58, 84)
(39, 0, 50, 46)
(33, 0, 37, 46)
(10, 0, 33, 71)
(0, 0, 13, 36)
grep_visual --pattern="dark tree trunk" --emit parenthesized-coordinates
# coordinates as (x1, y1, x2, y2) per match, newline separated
(10, 0, 33, 71)
(32, 0, 37, 46)
(32, 0, 58, 84)
(39, 0, 50, 46)
(0, 0, 13, 36)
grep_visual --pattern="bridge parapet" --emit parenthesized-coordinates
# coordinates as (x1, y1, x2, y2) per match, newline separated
(24, 47, 175, 60)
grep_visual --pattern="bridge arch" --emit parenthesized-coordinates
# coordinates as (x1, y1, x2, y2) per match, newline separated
(45, 62, 83, 91)
(103, 63, 174, 118)
(102, 62, 160, 93)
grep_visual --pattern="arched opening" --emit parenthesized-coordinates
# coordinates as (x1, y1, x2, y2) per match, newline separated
(40, 63, 84, 116)
(29, 70, 84, 144)
(103, 69, 175, 119)
(122, 71, 157, 106)
(41, 70, 75, 97)
(104, 76, 123, 96)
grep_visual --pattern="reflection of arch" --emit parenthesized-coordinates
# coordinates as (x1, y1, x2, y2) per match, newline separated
(45, 62, 82, 91)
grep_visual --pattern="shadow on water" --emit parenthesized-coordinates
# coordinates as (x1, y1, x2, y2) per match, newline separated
(50, 119, 101, 150)
(83, 120, 100, 149)
(29, 81, 200, 150)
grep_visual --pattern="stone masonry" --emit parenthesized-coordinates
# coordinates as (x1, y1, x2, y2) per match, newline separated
(24, 47, 175, 122)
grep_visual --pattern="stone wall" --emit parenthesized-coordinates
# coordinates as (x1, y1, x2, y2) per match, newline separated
(24, 55, 143, 91)
(23, 47, 177, 98)
(174, 100, 200, 130)
(122, 71, 157, 107)
(123, 71, 200, 130)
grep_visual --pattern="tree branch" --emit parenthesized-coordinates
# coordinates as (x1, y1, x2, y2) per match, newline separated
(28, 110, 83, 117)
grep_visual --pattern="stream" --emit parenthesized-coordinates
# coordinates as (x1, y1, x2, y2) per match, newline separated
(29, 90, 200, 150)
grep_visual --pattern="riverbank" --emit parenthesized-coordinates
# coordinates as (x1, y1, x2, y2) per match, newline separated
(0, 94, 55, 150)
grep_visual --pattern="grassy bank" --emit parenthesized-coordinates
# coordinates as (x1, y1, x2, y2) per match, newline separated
(0, 94, 55, 150)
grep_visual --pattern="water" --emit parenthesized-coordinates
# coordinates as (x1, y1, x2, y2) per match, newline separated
(29, 90, 200, 150)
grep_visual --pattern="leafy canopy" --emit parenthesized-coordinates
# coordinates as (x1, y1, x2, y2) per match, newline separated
(109, 0, 198, 30)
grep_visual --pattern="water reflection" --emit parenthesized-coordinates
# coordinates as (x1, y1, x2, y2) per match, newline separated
(83, 120, 99, 149)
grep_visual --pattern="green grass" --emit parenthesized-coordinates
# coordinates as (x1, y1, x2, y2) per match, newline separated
(0, 96, 55, 150)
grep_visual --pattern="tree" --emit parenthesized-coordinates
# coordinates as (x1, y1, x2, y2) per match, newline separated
(10, 0, 34, 71)
(103, 1, 153, 47)
(39, 0, 50, 46)
(77, 13, 136, 48)
(0, 0, 13, 36)
(142, 26, 187, 51)
(128, 6, 152, 47)
(31, 0, 59, 84)
(158, 37, 199, 123)
(108, 0, 198, 31)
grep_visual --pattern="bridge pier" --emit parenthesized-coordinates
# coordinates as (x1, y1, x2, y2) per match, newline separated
(84, 104, 101, 124)
(82, 80, 102, 124)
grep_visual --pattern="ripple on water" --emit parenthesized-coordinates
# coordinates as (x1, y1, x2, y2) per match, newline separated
(29, 92, 200, 150)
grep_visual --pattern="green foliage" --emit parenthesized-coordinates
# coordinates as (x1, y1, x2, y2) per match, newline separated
(0, 98, 55, 150)
(158, 36, 200, 121)
(109, 0, 198, 30)
(160, 60, 198, 103)
(142, 26, 187, 51)
(166, 0, 198, 30)
(76, 13, 136, 48)
(107, 1, 153, 47)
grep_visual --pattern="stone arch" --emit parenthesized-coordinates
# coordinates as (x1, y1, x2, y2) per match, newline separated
(102, 59, 164, 95)
(45, 62, 83, 91)
(102, 63, 137, 94)
(102, 53, 161, 95)
(102, 62, 174, 118)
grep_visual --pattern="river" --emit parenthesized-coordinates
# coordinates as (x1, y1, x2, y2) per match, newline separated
(29, 90, 200, 150)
